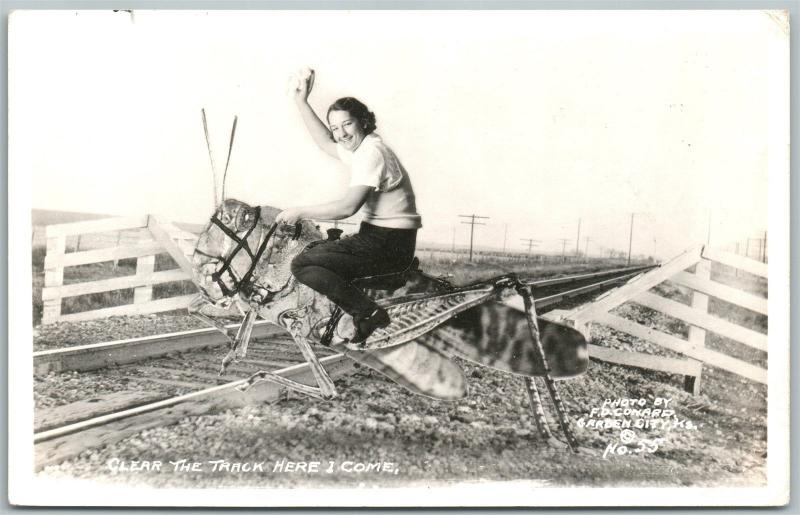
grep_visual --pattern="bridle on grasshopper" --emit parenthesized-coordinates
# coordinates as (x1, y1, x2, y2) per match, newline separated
(196, 208, 301, 302)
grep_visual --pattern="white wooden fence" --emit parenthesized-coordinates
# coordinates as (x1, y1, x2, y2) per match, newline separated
(42, 215, 200, 324)
(547, 245, 768, 394)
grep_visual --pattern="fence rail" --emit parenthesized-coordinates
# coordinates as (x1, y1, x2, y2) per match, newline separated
(41, 215, 200, 324)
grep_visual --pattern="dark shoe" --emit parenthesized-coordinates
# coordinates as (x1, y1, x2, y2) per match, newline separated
(350, 307, 391, 344)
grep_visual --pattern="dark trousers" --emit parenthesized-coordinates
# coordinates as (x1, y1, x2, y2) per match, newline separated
(291, 222, 417, 317)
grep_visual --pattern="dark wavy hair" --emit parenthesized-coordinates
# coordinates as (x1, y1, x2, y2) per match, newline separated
(326, 97, 377, 138)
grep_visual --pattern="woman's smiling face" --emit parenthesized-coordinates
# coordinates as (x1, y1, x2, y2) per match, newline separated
(328, 109, 366, 152)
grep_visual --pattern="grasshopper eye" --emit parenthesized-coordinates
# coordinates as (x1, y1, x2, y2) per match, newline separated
(237, 207, 258, 231)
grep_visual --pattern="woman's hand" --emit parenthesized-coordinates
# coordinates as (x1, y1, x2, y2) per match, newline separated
(276, 207, 304, 226)
(290, 67, 315, 102)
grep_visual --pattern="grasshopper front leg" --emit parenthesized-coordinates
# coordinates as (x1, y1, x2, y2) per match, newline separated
(219, 306, 259, 375)
(238, 308, 337, 400)
(188, 294, 235, 343)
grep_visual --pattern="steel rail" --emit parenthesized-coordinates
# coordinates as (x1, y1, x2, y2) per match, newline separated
(504, 268, 655, 316)
(526, 264, 655, 289)
(534, 269, 655, 309)
(33, 321, 282, 374)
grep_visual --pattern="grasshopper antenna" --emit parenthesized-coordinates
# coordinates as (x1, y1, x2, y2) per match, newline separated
(221, 115, 238, 202)
(201, 108, 219, 209)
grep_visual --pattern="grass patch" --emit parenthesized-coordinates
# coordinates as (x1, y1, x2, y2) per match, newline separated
(154, 253, 181, 272)
(153, 281, 198, 300)
(63, 260, 136, 285)
(711, 262, 768, 298)
(61, 289, 135, 315)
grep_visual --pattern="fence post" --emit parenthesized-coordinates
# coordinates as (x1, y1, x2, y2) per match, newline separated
(684, 258, 710, 395)
(113, 231, 123, 269)
(133, 254, 156, 304)
(42, 235, 66, 324)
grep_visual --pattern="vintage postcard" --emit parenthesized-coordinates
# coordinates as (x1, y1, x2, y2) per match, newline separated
(8, 9, 790, 507)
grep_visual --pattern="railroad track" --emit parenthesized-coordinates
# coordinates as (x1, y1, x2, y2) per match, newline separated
(33, 264, 655, 470)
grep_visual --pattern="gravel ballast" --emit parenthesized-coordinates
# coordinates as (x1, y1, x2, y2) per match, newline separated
(34, 279, 768, 489)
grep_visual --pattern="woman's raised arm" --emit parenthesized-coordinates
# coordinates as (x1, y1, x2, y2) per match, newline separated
(292, 69, 338, 159)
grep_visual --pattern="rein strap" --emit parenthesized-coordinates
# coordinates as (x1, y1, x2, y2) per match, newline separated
(207, 208, 300, 303)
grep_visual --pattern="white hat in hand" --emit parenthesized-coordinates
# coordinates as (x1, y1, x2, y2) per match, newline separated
(286, 67, 315, 96)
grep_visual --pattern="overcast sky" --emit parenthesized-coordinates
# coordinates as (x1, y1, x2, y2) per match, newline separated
(11, 10, 787, 259)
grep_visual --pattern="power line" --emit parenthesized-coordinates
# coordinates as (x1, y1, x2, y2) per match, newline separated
(458, 214, 489, 262)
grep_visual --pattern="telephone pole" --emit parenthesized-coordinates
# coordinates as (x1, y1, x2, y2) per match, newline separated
(575, 218, 581, 256)
(520, 238, 541, 258)
(627, 213, 635, 266)
(584, 237, 591, 258)
(459, 214, 489, 262)
(557, 238, 570, 263)
(502, 223, 508, 254)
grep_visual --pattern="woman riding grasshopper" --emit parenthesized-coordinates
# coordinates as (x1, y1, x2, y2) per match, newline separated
(277, 68, 422, 344)
(189, 70, 589, 449)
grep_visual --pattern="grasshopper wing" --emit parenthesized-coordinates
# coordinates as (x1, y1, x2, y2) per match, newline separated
(345, 341, 467, 400)
(419, 301, 589, 379)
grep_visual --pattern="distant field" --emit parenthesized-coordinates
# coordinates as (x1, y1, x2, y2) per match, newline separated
(31, 209, 206, 249)
(32, 209, 112, 226)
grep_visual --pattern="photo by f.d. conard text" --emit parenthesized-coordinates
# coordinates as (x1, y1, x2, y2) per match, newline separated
(576, 397, 698, 459)
(107, 458, 400, 475)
